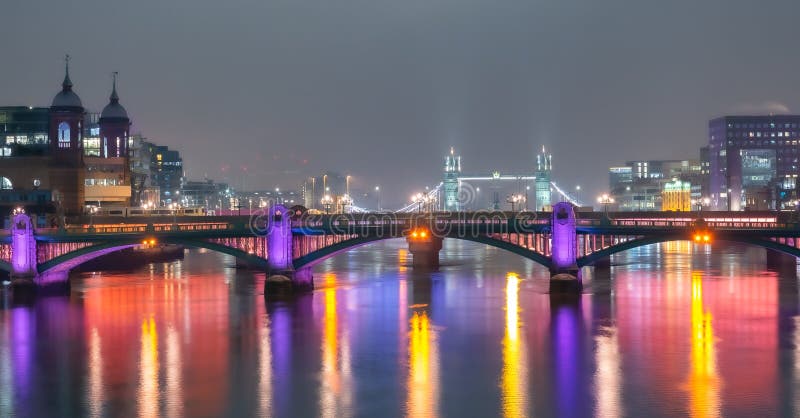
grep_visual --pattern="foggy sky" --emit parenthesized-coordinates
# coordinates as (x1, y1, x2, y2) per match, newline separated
(3, 0, 800, 208)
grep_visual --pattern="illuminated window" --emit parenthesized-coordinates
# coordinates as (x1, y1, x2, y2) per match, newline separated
(0, 176, 10, 189)
(58, 122, 70, 148)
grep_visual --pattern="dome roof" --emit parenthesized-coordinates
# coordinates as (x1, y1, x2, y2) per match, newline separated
(51, 56, 83, 109)
(100, 102, 128, 119)
(51, 90, 83, 108)
(100, 73, 129, 121)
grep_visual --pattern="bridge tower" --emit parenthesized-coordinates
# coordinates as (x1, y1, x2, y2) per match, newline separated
(10, 212, 37, 279)
(265, 204, 313, 294)
(550, 202, 581, 293)
(443, 147, 461, 211)
(535, 146, 552, 211)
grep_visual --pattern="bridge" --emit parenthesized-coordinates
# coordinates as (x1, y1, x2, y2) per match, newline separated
(2, 204, 800, 293)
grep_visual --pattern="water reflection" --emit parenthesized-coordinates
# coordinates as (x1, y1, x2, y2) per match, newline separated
(138, 317, 159, 418)
(550, 299, 586, 418)
(258, 307, 272, 418)
(319, 273, 353, 418)
(407, 308, 439, 418)
(594, 325, 621, 418)
(0, 310, 12, 417)
(685, 272, 720, 418)
(0, 242, 797, 417)
(501, 273, 528, 418)
(165, 325, 183, 418)
(88, 327, 103, 418)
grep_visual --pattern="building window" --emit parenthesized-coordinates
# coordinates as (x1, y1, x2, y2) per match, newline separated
(0, 176, 11, 190)
(58, 122, 70, 148)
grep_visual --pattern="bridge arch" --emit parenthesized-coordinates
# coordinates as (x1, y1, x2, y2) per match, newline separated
(577, 234, 800, 267)
(37, 237, 269, 274)
(292, 234, 553, 270)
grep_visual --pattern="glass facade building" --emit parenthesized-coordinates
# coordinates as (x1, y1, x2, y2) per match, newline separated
(709, 115, 800, 210)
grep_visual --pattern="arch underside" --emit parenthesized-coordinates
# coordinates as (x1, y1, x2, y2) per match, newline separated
(577, 233, 800, 267)
(293, 234, 554, 270)
(38, 238, 269, 274)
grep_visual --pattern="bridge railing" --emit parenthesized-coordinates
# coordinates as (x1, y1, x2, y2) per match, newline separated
(33, 222, 242, 235)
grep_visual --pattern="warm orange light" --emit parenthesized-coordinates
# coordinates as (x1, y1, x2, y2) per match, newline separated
(420, 231, 427, 238)
(142, 240, 148, 245)
(150, 239, 156, 245)
(412, 232, 418, 238)
(694, 234, 701, 242)
(703, 235, 710, 242)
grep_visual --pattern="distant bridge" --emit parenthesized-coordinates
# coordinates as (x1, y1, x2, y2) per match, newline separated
(2, 205, 800, 292)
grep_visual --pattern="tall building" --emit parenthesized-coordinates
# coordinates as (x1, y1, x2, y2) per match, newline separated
(534, 146, 551, 211)
(609, 159, 705, 211)
(0, 106, 50, 156)
(709, 115, 800, 210)
(443, 147, 461, 211)
(150, 145, 183, 205)
(84, 75, 132, 207)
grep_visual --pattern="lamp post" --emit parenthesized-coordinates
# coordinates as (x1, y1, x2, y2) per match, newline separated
(411, 193, 426, 213)
(506, 194, 524, 212)
(575, 185, 581, 205)
(341, 194, 352, 213)
(598, 193, 615, 218)
(321, 195, 333, 214)
(375, 186, 381, 211)
(89, 206, 97, 228)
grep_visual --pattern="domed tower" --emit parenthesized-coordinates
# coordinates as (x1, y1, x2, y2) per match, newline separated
(99, 72, 131, 158)
(49, 55, 85, 164)
(48, 55, 86, 216)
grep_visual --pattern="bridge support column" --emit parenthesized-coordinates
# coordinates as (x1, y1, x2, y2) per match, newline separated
(9, 213, 38, 288)
(407, 233, 443, 270)
(265, 205, 313, 294)
(550, 202, 582, 294)
(8, 213, 69, 293)
(766, 249, 797, 272)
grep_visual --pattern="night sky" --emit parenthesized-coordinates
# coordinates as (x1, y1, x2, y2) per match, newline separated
(3, 0, 800, 208)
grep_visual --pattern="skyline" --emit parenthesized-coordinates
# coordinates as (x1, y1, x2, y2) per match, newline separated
(3, 0, 800, 207)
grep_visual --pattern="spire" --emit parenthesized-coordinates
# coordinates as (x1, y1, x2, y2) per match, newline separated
(62, 54, 73, 90)
(110, 71, 119, 103)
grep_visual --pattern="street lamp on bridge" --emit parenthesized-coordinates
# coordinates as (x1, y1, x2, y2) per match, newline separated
(411, 193, 430, 213)
(507, 194, 525, 212)
(321, 195, 334, 214)
(690, 197, 710, 213)
(597, 193, 615, 217)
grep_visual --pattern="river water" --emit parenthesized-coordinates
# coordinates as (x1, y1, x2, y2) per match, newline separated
(0, 239, 798, 417)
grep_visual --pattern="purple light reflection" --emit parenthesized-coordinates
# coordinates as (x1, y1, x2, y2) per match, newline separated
(270, 306, 291, 417)
(552, 302, 580, 418)
(11, 307, 33, 403)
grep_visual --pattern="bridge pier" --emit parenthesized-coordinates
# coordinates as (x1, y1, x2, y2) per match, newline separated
(407, 232, 443, 270)
(8, 213, 71, 293)
(550, 202, 582, 294)
(265, 205, 314, 294)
